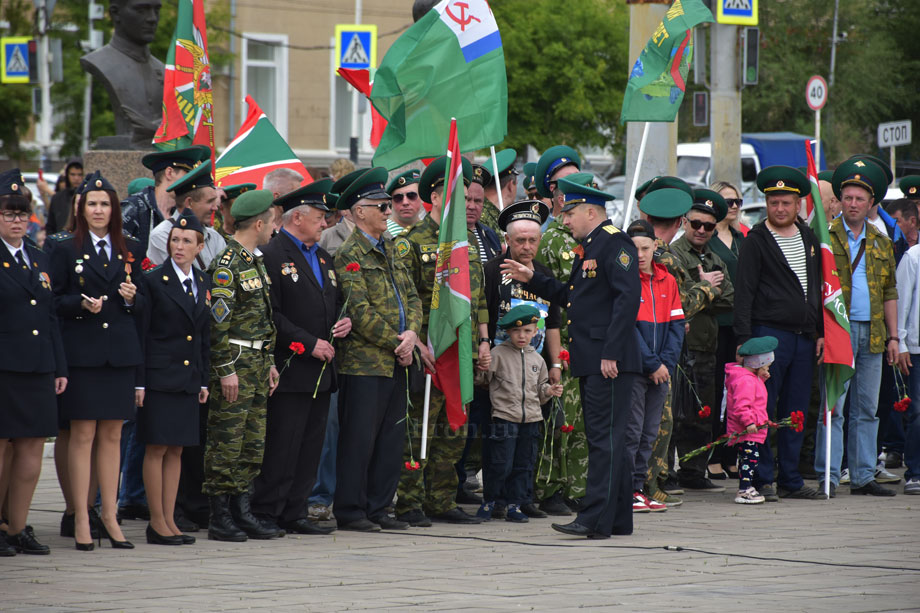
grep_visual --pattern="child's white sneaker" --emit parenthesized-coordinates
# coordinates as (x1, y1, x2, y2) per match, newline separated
(734, 487, 765, 504)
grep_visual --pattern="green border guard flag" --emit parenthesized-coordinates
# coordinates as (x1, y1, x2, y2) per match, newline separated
(620, 0, 714, 123)
(370, 0, 507, 170)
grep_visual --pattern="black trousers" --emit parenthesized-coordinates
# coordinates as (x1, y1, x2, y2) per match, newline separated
(252, 391, 330, 523)
(177, 400, 210, 525)
(334, 370, 406, 525)
(575, 372, 637, 537)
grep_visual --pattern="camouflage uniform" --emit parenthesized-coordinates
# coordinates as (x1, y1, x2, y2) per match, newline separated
(393, 215, 489, 516)
(204, 239, 277, 495)
(533, 217, 587, 502)
(480, 198, 501, 237)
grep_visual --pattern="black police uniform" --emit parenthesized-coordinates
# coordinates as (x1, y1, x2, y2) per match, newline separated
(525, 219, 642, 537)
(0, 242, 67, 438)
(137, 261, 211, 446)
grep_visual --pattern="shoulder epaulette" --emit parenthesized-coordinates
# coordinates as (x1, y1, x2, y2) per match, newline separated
(217, 249, 237, 267)
(603, 225, 620, 234)
(48, 231, 73, 242)
(122, 230, 138, 241)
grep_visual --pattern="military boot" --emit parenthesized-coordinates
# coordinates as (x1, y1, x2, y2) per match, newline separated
(229, 491, 280, 539)
(208, 495, 247, 542)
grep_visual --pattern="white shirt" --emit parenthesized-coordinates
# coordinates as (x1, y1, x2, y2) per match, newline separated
(89, 231, 112, 261)
(2, 237, 29, 268)
(171, 259, 197, 301)
(147, 213, 226, 270)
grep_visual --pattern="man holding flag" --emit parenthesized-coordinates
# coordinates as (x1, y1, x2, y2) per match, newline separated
(734, 166, 824, 501)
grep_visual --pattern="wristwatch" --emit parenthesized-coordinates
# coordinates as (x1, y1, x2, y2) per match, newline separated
(478, 337, 491, 346)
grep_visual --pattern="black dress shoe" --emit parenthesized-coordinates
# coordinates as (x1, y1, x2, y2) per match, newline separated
(430, 507, 483, 524)
(280, 518, 335, 535)
(850, 480, 896, 497)
(551, 521, 593, 537)
(396, 509, 432, 527)
(0, 531, 18, 556)
(563, 497, 583, 513)
(99, 522, 134, 549)
(179, 533, 196, 544)
(117, 503, 150, 521)
(539, 493, 573, 516)
(174, 512, 199, 533)
(520, 503, 547, 518)
(373, 515, 409, 530)
(60, 512, 75, 538)
(337, 518, 381, 532)
(8, 528, 50, 555)
(146, 524, 183, 545)
(455, 488, 483, 505)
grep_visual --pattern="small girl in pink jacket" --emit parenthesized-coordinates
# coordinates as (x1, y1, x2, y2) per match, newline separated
(724, 336, 778, 504)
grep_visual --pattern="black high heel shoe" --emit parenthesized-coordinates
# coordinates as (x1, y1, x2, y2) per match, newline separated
(99, 520, 135, 549)
(146, 524, 182, 546)
(75, 539, 95, 551)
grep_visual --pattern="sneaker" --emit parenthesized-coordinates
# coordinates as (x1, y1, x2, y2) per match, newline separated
(734, 487, 765, 504)
(678, 477, 726, 492)
(505, 504, 529, 523)
(475, 501, 494, 521)
(777, 485, 821, 499)
(644, 494, 666, 513)
(308, 503, 332, 521)
(875, 463, 902, 484)
(904, 478, 920, 495)
(662, 476, 685, 495)
(651, 490, 683, 507)
(839, 469, 850, 484)
(632, 492, 650, 513)
(817, 481, 837, 498)
(759, 484, 779, 502)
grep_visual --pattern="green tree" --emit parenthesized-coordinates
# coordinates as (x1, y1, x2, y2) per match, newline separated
(0, 0, 41, 160)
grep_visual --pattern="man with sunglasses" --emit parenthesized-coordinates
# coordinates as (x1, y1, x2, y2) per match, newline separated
(669, 190, 734, 493)
(385, 170, 423, 237)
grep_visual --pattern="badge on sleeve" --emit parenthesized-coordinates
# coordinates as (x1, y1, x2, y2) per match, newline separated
(617, 248, 633, 271)
(395, 237, 411, 258)
(211, 297, 230, 323)
(214, 268, 233, 286)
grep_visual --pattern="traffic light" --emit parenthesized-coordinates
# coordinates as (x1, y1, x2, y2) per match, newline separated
(742, 27, 759, 86)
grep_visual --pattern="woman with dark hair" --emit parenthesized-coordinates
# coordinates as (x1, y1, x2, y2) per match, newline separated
(0, 169, 68, 556)
(48, 171, 145, 551)
(136, 210, 210, 545)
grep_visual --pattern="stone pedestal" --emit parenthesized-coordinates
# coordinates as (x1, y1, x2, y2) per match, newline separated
(83, 150, 149, 200)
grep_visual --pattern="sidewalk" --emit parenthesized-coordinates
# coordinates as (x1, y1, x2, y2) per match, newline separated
(3, 458, 919, 612)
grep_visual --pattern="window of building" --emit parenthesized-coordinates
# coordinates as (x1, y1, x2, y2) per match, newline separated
(241, 33, 289, 139)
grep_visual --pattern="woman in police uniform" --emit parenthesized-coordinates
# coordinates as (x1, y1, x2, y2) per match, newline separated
(48, 171, 144, 550)
(136, 211, 210, 545)
(0, 169, 67, 556)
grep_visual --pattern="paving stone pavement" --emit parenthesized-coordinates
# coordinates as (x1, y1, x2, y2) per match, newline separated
(3, 458, 919, 611)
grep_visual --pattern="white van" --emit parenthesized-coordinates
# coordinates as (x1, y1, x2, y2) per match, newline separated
(676, 142, 762, 202)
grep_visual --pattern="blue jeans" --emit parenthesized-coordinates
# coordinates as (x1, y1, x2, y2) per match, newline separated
(905, 355, 920, 481)
(118, 420, 147, 506)
(308, 391, 339, 507)
(483, 419, 539, 506)
(815, 322, 882, 488)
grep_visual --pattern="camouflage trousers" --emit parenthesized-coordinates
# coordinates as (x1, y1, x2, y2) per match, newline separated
(535, 371, 587, 501)
(645, 379, 673, 498)
(203, 348, 271, 496)
(395, 386, 468, 516)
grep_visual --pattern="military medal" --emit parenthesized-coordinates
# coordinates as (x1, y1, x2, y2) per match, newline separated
(422, 254, 430, 263)
(582, 259, 597, 278)
(291, 273, 299, 282)
(75, 259, 84, 274)
(562, 251, 570, 261)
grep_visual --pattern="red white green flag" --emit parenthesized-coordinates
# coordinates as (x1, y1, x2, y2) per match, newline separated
(804, 141, 854, 413)
(153, 0, 215, 165)
(214, 96, 311, 188)
(428, 118, 473, 430)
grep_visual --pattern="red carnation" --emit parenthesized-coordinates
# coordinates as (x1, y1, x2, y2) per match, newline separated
(558, 350, 570, 362)
(345, 262, 361, 272)
(894, 398, 909, 413)
(405, 460, 420, 471)
(698, 405, 711, 419)
(140, 257, 154, 271)
(289, 342, 306, 355)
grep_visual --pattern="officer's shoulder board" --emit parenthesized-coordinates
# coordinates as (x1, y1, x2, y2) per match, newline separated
(394, 236, 411, 258)
(217, 249, 237, 267)
(122, 229, 138, 241)
(603, 225, 620, 235)
(47, 231, 73, 242)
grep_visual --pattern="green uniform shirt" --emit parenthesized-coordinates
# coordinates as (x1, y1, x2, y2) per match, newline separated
(335, 226, 422, 377)
(655, 238, 720, 320)
(480, 198, 501, 237)
(535, 217, 578, 343)
(208, 238, 277, 378)
(669, 236, 734, 353)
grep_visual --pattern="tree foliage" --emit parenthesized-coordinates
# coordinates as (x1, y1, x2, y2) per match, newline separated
(0, 0, 41, 159)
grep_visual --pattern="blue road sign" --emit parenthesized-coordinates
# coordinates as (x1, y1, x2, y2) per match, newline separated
(2, 37, 31, 83)
(335, 25, 377, 71)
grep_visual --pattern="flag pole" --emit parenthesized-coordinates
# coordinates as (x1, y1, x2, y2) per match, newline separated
(822, 372, 831, 499)
(490, 146, 504, 211)
(420, 373, 432, 459)
(622, 122, 650, 226)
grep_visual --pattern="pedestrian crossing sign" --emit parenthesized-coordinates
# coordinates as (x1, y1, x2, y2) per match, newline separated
(334, 24, 377, 71)
(716, 0, 758, 26)
(1, 37, 32, 84)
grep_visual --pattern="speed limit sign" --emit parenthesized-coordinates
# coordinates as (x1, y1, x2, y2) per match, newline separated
(806, 75, 828, 111)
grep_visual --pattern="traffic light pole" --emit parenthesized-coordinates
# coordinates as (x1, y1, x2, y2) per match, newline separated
(36, 0, 53, 170)
(709, 22, 742, 192)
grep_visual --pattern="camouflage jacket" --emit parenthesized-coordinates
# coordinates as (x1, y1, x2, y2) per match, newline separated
(207, 238, 277, 378)
(669, 236, 734, 353)
(396, 214, 488, 351)
(335, 226, 422, 377)
(480, 198, 501, 237)
(535, 217, 578, 343)
(655, 239, 719, 320)
(121, 185, 163, 250)
(829, 217, 898, 353)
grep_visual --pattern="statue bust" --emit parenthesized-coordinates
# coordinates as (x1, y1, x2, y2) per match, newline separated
(80, 0, 165, 149)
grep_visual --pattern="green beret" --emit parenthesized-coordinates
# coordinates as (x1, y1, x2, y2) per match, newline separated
(756, 165, 809, 197)
(127, 177, 155, 195)
(557, 172, 613, 213)
(471, 164, 491, 187)
(738, 335, 779, 357)
(497, 304, 541, 330)
(638, 176, 693, 201)
(141, 145, 210, 174)
(332, 168, 369, 195)
(522, 162, 537, 192)
(638, 187, 692, 219)
(166, 160, 214, 197)
(535, 145, 581, 199)
(230, 189, 274, 222)
(690, 188, 727, 222)
(418, 155, 473, 203)
(221, 183, 257, 201)
(274, 177, 335, 213)
(847, 154, 893, 186)
(832, 158, 888, 203)
(336, 167, 389, 211)
(497, 199, 550, 231)
(817, 170, 834, 183)
(488, 148, 519, 185)
(386, 169, 421, 194)
(900, 175, 920, 199)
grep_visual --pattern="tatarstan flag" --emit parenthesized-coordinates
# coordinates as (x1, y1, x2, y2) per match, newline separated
(804, 141, 854, 413)
(153, 0, 215, 165)
(214, 96, 311, 188)
(428, 119, 473, 430)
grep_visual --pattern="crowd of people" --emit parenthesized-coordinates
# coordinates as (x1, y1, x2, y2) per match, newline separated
(1, 142, 918, 554)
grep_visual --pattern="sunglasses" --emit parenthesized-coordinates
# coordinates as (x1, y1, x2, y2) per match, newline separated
(687, 219, 716, 232)
(725, 198, 743, 208)
(392, 192, 419, 204)
(359, 202, 392, 212)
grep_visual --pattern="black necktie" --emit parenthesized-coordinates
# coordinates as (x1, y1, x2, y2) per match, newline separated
(97, 239, 109, 267)
(183, 278, 195, 306)
(14, 249, 28, 279)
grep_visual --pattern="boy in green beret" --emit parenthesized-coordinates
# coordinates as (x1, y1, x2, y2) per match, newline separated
(474, 305, 563, 523)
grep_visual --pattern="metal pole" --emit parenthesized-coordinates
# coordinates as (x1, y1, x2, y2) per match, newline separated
(81, 74, 92, 153)
(228, 0, 237, 137)
(822, 374, 831, 500)
(829, 0, 840, 87)
(489, 146, 503, 211)
(815, 108, 821, 170)
(890, 146, 896, 187)
(622, 122, 649, 226)
(37, 0, 53, 169)
(420, 373, 431, 460)
(349, 0, 363, 163)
